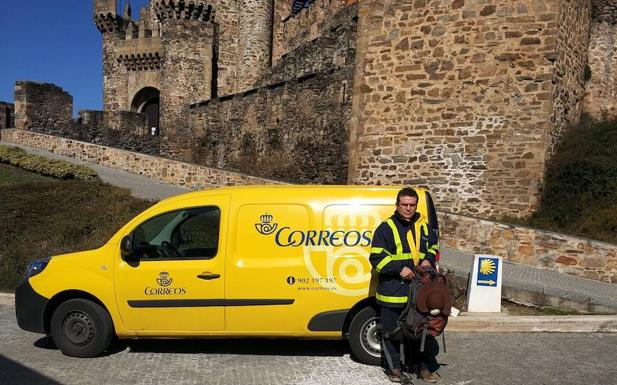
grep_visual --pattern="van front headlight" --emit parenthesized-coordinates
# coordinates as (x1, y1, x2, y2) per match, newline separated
(25, 257, 51, 279)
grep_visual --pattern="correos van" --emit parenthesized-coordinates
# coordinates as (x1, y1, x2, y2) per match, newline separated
(15, 186, 438, 364)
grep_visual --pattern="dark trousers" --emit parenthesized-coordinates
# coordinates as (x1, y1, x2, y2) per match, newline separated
(380, 306, 431, 372)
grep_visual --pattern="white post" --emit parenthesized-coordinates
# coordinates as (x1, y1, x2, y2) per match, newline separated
(466, 254, 503, 312)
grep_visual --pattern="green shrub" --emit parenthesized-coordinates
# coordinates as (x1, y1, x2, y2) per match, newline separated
(0, 145, 99, 180)
(522, 116, 617, 243)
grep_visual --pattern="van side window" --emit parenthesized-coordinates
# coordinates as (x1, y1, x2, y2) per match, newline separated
(132, 206, 220, 260)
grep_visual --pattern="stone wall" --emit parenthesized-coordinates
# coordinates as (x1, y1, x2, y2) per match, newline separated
(348, 0, 589, 218)
(75, 110, 159, 154)
(159, 17, 214, 161)
(236, 0, 273, 92)
(584, 5, 617, 120)
(0, 102, 14, 130)
(14, 81, 72, 134)
(1, 128, 284, 189)
(260, 3, 359, 86)
(189, 69, 353, 184)
(440, 211, 617, 284)
(593, 0, 617, 22)
(213, 0, 240, 96)
(272, 0, 357, 64)
(547, 0, 591, 160)
(185, 3, 358, 184)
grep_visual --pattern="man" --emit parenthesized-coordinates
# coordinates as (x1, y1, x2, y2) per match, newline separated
(369, 187, 439, 383)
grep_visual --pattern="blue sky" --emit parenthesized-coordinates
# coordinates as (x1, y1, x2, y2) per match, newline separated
(0, 0, 150, 116)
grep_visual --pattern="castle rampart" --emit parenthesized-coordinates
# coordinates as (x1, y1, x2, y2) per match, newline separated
(186, 2, 358, 183)
(14, 81, 72, 135)
(189, 69, 352, 184)
(0, 102, 14, 130)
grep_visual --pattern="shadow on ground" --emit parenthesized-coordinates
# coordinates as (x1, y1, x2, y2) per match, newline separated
(122, 338, 350, 357)
(0, 353, 63, 385)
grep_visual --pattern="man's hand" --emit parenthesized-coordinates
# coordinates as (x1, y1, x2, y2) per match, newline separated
(420, 259, 432, 267)
(400, 266, 414, 280)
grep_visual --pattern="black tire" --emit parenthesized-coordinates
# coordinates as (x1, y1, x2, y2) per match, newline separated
(50, 298, 114, 358)
(348, 306, 381, 366)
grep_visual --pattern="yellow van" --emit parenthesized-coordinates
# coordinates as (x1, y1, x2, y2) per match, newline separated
(15, 186, 438, 364)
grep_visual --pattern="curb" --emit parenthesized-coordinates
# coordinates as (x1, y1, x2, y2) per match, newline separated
(448, 314, 617, 332)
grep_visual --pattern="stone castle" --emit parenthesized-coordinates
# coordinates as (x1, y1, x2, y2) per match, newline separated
(4, 0, 617, 219)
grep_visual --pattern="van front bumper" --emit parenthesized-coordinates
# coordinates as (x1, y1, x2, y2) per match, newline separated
(15, 279, 49, 334)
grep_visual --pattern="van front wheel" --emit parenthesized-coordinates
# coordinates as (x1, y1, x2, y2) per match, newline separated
(50, 299, 113, 358)
(348, 306, 381, 366)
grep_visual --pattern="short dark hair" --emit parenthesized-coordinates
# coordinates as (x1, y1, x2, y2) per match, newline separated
(396, 187, 418, 205)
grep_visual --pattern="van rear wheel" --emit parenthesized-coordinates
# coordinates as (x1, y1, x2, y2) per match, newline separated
(348, 306, 381, 366)
(50, 299, 113, 358)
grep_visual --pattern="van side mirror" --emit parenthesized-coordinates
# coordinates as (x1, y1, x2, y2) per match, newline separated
(120, 235, 138, 262)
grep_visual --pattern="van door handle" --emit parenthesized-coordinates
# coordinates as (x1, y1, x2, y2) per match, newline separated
(197, 273, 220, 280)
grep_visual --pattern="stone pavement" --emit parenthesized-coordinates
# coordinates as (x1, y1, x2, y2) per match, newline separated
(1, 297, 617, 385)
(0, 141, 189, 200)
(441, 247, 617, 314)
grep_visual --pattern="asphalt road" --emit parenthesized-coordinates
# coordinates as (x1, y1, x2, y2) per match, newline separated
(1, 296, 616, 385)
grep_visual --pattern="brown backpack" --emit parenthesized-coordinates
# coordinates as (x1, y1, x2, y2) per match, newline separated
(402, 267, 453, 351)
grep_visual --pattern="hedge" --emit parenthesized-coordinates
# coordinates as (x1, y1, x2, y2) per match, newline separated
(0, 145, 99, 180)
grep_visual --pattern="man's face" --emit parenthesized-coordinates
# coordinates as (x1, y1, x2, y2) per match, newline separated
(396, 195, 418, 221)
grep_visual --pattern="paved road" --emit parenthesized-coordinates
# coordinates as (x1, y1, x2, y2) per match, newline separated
(1, 298, 616, 385)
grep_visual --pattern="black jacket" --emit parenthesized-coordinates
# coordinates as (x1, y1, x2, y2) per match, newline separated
(369, 211, 437, 308)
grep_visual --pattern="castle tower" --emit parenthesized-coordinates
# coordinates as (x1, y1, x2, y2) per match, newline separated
(236, 0, 273, 91)
(94, 0, 129, 112)
(94, 0, 215, 160)
(153, 0, 215, 160)
(349, 0, 592, 218)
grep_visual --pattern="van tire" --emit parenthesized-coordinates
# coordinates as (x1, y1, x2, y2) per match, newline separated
(348, 306, 381, 366)
(50, 299, 113, 358)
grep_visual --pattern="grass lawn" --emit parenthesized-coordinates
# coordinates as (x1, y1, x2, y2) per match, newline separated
(0, 163, 154, 291)
(0, 162, 53, 184)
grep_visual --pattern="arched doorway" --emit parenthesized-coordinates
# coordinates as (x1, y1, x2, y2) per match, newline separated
(131, 87, 160, 133)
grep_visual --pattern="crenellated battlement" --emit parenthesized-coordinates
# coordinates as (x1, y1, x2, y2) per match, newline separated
(94, 12, 126, 34)
(117, 52, 161, 71)
(152, 0, 215, 23)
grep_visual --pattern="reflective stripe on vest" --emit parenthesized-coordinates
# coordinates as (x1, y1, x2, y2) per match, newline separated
(376, 293, 408, 304)
(374, 219, 410, 273)
(375, 252, 414, 272)
(385, 219, 403, 255)
(375, 219, 429, 273)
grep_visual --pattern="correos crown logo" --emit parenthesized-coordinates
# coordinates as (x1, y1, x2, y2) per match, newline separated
(255, 213, 278, 235)
(156, 271, 173, 287)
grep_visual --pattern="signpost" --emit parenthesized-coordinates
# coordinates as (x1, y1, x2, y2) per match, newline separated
(467, 255, 503, 312)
